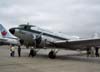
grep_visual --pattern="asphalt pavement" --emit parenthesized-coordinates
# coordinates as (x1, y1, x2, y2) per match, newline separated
(0, 46, 100, 72)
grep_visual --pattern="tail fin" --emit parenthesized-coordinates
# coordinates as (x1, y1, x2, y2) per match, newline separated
(0, 24, 9, 38)
(0, 24, 18, 39)
(0, 24, 17, 39)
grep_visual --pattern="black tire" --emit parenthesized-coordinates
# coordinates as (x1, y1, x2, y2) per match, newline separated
(29, 49, 37, 57)
(48, 51, 56, 59)
(32, 50, 37, 57)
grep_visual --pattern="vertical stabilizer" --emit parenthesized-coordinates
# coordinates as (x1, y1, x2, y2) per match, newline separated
(0, 24, 17, 38)
(0, 24, 9, 38)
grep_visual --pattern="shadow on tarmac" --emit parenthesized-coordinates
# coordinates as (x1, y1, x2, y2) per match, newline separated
(35, 53, 100, 64)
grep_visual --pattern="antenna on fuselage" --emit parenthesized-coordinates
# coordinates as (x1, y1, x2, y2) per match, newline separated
(27, 22, 29, 25)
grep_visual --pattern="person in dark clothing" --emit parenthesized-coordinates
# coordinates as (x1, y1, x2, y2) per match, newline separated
(95, 47, 99, 57)
(18, 46, 21, 57)
(29, 48, 34, 57)
(86, 47, 91, 57)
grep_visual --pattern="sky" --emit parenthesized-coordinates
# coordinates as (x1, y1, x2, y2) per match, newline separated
(0, 0, 100, 38)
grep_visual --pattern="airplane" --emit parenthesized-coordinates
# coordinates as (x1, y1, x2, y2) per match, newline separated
(0, 24, 20, 46)
(9, 23, 100, 59)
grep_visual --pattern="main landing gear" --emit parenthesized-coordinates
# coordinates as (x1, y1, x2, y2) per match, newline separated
(32, 50, 37, 57)
(29, 47, 58, 59)
(48, 50, 57, 59)
(48, 51, 56, 59)
(29, 49, 37, 57)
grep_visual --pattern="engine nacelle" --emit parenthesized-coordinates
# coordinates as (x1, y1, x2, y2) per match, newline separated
(35, 35, 42, 47)
(35, 35, 48, 48)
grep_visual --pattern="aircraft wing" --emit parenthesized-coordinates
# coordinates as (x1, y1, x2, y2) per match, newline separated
(53, 38, 100, 50)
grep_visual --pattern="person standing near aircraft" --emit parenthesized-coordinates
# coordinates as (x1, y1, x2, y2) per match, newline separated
(86, 47, 91, 57)
(95, 47, 99, 57)
(18, 45, 21, 57)
(10, 45, 15, 57)
(10, 45, 12, 57)
(90, 46, 95, 57)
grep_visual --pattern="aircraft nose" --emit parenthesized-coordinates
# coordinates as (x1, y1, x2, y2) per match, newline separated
(9, 28, 15, 34)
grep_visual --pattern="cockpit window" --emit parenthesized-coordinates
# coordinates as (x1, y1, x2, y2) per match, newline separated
(19, 25, 31, 30)
(19, 25, 24, 29)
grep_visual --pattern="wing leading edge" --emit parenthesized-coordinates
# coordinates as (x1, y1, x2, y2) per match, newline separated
(53, 38, 100, 50)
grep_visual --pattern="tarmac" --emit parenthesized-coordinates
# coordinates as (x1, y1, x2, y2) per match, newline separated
(0, 46, 100, 72)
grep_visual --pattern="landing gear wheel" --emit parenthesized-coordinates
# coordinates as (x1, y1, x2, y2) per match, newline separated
(48, 51, 56, 59)
(32, 50, 37, 57)
(29, 49, 37, 57)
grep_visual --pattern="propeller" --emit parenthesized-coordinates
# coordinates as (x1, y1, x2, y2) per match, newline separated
(34, 33, 43, 47)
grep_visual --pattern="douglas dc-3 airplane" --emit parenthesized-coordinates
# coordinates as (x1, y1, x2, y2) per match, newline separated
(0, 24, 19, 46)
(9, 23, 100, 58)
